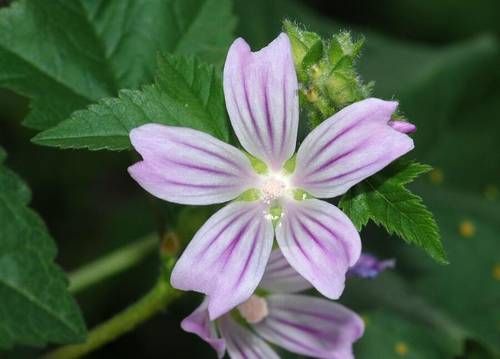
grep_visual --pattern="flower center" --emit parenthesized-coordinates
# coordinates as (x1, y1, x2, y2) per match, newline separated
(260, 174, 288, 204)
(237, 295, 269, 324)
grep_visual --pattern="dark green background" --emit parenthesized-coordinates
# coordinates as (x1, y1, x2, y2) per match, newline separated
(1, 0, 499, 358)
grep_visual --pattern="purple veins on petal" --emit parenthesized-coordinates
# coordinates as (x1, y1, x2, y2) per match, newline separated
(218, 316, 280, 359)
(170, 201, 274, 320)
(254, 294, 364, 359)
(348, 253, 396, 279)
(260, 249, 312, 293)
(180, 299, 226, 358)
(223, 33, 299, 170)
(128, 124, 258, 205)
(291, 98, 414, 199)
(275, 198, 361, 300)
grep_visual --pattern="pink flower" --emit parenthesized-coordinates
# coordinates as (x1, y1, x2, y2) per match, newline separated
(181, 250, 365, 359)
(129, 33, 414, 319)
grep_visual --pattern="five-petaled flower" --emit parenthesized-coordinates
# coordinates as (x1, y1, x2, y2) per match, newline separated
(129, 33, 414, 319)
(181, 250, 365, 359)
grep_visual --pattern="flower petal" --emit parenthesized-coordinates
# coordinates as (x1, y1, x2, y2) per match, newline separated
(223, 33, 299, 170)
(181, 299, 226, 358)
(218, 316, 279, 359)
(254, 294, 364, 359)
(259, 249, 312, 293)
(129, 124, 258, 205)
(171, 201, 274, 319)
(292, 98, 414, 198)
(275, 199, 361, 299)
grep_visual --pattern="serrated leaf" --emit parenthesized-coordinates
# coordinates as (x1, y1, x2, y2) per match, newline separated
(0, 0, 235, 130)
(339, 161, 447, 264)
(32, 55, 229, 150)
(0, 148, 86, 349)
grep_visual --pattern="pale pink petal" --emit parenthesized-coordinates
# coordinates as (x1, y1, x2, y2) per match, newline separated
(223, 33, 299, 170)
(275, 199, 361, 299)
(259, 249, 312, 293)
(129, 124, 258, 205)
(170, 201, 274, 319)
(292, 98, 414, 198)
(254, 294, 364, 359)
(181, 299, 226, 358)
(218, 316, 279, 359)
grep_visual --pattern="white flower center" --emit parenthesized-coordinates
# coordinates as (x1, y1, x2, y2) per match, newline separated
(237, 295, 269, 324)
(260, 174, 288, 204)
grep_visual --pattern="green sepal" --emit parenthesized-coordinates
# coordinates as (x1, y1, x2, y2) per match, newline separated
(269, 206, 283, 226)
(245, 152, 268, 174)
(283, 154, 297, 174)
(236, 189, 261, 202)
(284, 22, 372, 129)
(293, 189, 314, 201)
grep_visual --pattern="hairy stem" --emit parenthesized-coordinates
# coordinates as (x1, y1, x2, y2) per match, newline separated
(69, 234, 158, 294)
(43, 278, 181, 359)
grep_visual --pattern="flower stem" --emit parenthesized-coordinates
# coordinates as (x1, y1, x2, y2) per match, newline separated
(43, 278, 181, 359)
(69, 234, 158, 294)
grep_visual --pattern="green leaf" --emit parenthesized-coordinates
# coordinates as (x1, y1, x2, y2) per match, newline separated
(0, 148, 86, 349)
(412, 186, 500, 355)
(0, 0, 235, 130)
(356, 310, 457, 359)
(339, 161, 447, 264)
(32, 54, 229, 150)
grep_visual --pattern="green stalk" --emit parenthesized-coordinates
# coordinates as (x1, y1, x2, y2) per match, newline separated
(43, 279, 181, 359)
(69, 235, 158, 294)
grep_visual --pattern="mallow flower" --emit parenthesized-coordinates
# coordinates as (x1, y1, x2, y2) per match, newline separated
(129, 33, 414, 319)
(181, 249, 365, 359)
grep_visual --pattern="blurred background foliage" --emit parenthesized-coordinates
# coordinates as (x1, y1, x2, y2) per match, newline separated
(0, 0, 499, 358)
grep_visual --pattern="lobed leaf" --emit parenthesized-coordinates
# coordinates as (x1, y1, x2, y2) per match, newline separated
(0, 148, 86, 349)
(0, 0, 235, 130)
(339, 161, 447, 264)
(32, 55, 230, 151)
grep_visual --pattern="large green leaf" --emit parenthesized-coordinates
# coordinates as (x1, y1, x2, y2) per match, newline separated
(412, 186, 500, 355)
(0, 147, 86, 349)
(32, 55, 229, 150)
(356, 310, 455, 359)
(339, 161, 446, 264)
(0, 0, 235, 130)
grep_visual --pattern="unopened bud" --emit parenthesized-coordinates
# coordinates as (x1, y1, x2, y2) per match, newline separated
(389, 120, 416, 134)
(306, 87, 319, 102)
(160, 231, 180, 256)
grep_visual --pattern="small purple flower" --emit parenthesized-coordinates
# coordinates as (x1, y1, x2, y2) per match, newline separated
(181, 250, 365, 359)
(348, 253, 396, 279)
(259, 251, 396, 294)
(129, 33, 414, 319)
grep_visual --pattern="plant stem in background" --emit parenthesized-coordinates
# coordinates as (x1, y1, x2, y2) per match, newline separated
(69, 234, 158, 294)
(43, 278, 181, 359)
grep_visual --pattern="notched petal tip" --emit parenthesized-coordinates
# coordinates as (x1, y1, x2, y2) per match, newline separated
(224, 32, 299, 170)
(275, 199, 361, 300)
(180, 300, 226, 358)
(170, 202, 275, 320)
(292, 97, 414, 199)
